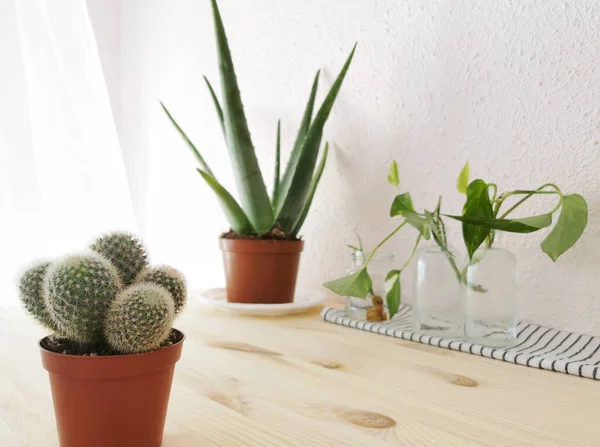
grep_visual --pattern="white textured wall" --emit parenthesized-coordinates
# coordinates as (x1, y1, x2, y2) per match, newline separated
(97, 1, 600, 334)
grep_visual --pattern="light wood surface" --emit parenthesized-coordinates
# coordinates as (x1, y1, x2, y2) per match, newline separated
(1, 300, 599, 447)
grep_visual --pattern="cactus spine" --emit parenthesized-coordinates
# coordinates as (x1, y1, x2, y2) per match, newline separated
(104, 283, 175, 354)
(90, 232, 148, 287)
(17, 260, 58, 331)
(44, 253, 121, 343)
(137, 266, 187, 315)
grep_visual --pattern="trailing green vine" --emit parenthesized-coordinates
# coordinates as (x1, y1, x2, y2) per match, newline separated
(323, 161, 589, 318)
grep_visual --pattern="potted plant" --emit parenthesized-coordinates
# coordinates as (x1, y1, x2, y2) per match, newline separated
(324, 161, 588, 342)
(161, 0, 356, 304)
(17, 232, 187, 447)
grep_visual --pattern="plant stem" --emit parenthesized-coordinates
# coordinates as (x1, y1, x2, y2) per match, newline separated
(365, 221, 407, 265)
(496, 184, 562, 219)
(399, 234, 422, 273)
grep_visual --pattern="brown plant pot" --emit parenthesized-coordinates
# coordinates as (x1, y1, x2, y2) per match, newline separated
(39, 330, 185, 447)
(220, 238, 304, 304)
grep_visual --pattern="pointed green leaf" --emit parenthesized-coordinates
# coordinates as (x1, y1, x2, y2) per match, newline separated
(161, 102, 214, 176)
(462, 179, 494, 259)
(445, 213, 552, 233)
(203, 76, 225, 136)
(457, 162, 470, 195)
(276, 44, 357, 232)
(390, 193, 431, 240)
(388, 160, 399, 187)
(385, 270, 401, 318)
(275, 71, 321, 212)
(210, 0, 273, 233)
(272, 120, 281, 207)
(541, 194, 588, 261)
(323, 268, 372, 299)
(290, 142, 329, 236)
(390, 192, 415, 215)
(196, 169, 253, 234)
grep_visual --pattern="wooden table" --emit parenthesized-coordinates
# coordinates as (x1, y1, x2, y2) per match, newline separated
(1, 301, 599, 446)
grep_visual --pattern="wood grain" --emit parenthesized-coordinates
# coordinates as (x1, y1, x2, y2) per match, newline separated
(1, 300, 599, 446)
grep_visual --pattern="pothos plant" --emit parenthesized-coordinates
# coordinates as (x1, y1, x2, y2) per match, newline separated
(324, 161, 588, 318)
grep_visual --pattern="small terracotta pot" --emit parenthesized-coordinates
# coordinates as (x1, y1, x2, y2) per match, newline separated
(220, 238, 304, 304)
(40, 330, 185, 447)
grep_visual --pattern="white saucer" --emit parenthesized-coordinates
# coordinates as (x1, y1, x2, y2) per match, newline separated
(194, 288, 326, 316)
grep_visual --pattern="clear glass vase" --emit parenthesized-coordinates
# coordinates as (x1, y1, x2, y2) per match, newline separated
(345, 251, 394, 321)
(413, 245, 464, 337)
(465, 246, 518, 347)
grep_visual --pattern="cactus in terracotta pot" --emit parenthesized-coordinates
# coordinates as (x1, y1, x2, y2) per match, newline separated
(20, 231, 189, 447)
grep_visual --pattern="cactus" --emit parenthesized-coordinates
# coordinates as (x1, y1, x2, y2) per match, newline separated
(44, 253, 121, 343)
(17, 260, 58, 331)
(104, 283, 175, 354)
(90, 232, 148, 287)
(137, 266, 187, 315)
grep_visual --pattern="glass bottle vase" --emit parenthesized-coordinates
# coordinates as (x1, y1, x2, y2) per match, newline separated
(413, 245, 464, 337)
(465, 246, 518, 347)
(345, 251, 394, 321)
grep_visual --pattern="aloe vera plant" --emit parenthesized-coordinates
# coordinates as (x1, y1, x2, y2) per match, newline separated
(162, 0, 356, 237)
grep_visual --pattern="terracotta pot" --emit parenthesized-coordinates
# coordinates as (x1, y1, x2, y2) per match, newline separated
(220, 238, 304, 304)
(39, 330, 185, 447)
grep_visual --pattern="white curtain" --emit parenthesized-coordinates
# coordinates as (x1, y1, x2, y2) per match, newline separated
(0, 0, 136, 304)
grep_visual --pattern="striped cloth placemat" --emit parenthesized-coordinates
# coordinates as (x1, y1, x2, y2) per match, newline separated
(321, 305, 600, 380)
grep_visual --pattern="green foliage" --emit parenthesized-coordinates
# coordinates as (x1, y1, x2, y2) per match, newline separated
(460, 180, 494, 259)
(105, 283, 175, 354)
(387, 161, 399, 187)
(272, 120, 281, 207)
(324, 160, 589, 319)
(137, 266, 187, 315)
(290, 142, 330, 236)
(90, 232, 149, 287)
(457, 162, 470, 194)
(276, 46, 357, 233)
(275, 71, 321, 213)
(323, 268, 372, 299)
(385, 270, 401, 318)
(44, 253, 121, 343)
(541, 194, 588, 261)
(445, 213, 552, 233)
(18, 261, 58, 331)
(162, 1, 356, 237)
(210, 0, 273, 234)
(197, 169, 253, 234)
(447, 165, 588, 262)
(390, 193, 430, 239)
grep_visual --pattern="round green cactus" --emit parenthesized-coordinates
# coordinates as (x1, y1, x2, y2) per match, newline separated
(104, 283, 175, 354)
(137, 266, 187, 315)
(90, 232, 148, 287)
(17, 260, 58, 331)
(44, 253, 121, 343)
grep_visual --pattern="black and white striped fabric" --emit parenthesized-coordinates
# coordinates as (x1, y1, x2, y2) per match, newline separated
(322, 305, 600, 380)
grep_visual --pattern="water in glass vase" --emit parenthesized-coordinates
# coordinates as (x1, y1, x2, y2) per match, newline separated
(413, 245, 464, 337)
(465, 247, 518, 347)
(345, 251, 394, 321)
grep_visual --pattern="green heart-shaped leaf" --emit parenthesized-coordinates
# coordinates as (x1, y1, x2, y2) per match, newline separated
(323, 268, 372, 299)
(541, 194, 588, 261)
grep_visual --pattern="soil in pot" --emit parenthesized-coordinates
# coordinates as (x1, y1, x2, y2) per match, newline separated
(40, 329, 184, 447)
